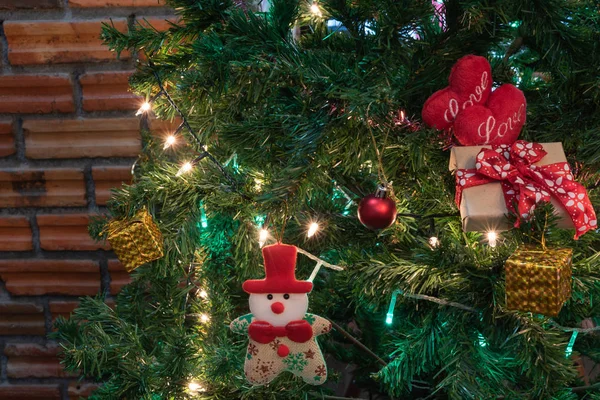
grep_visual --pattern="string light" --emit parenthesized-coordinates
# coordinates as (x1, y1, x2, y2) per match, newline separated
(163, 135, 176, 149)
(385, 291, 399, 325)
(199, 289, 208, 299)
(487, 231, 498, 248)
(199, 201, 208, 229)
(310, 2, 322, 16)
(259, 228, 269, 248)
(200, 314, 210, 323)
(307, 222, 319, 238)
(176, 161, 193, 177)
(478, 332, 488, 347)
(135, 101, 152, 116)
(565, 331, 578, 358)
(429, 236, 439, 248)
(188, 381, 206, 393)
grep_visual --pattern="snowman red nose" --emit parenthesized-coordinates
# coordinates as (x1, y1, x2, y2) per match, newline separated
(271, 302, 285, 314)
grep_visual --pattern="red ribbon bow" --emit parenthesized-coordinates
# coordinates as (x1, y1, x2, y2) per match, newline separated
(248, 320, 313, 344)
(456, 141, 597, 238)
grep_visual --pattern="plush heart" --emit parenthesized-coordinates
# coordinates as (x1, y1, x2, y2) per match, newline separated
(453, 84, 526, 146)
(422, 55, 492, 131)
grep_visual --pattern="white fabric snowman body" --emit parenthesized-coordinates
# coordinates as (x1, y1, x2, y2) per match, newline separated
(230, 244, 331, 385)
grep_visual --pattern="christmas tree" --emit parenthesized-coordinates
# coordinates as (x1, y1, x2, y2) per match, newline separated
(54, 0, 600, 398)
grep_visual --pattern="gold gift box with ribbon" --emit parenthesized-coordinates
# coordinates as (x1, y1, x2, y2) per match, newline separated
(107, 209, 164, 272)
(505, 246, 572, 316)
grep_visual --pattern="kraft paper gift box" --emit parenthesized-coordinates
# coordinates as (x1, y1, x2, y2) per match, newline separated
(448, 142, 574, 232)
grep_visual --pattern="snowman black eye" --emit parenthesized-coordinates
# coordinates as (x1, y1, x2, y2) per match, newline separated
(267, 294, 273, 300)
(283, 294, 290, 300)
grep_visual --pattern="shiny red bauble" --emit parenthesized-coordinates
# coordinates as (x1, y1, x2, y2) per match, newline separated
(357, 185, 397, 230)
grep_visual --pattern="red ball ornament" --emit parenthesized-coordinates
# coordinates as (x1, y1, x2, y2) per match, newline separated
(358, 185, 397, 230)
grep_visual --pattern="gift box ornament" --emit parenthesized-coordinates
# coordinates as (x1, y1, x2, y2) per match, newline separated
(505, 246, 572, 316)
(107, 209, 164, 272)
(449, 141, 597, 238)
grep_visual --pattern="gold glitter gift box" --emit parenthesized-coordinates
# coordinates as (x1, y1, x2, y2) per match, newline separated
(107, 209, 164, 272)
(505, 246, 572, 316)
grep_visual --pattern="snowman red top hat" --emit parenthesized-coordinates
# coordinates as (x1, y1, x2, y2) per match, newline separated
(243, 243, 313, 294)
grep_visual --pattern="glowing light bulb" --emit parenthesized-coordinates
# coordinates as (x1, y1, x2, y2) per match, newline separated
(307, 222, 319, 238)
(136, 101, 152, 115)
(258, 229, 268, 248)
(487, 231, 497, 248)
(429, 236, 439, 248)
(385, 291, 399, 326)
(254, 178, 263, 191)
(163, 135, 176, 149)
(199, 289, 208, 299)
(200, 314, 210, 323)
(176, 162, 193, 177)
(310, 2, 322, 16)
(188, 381, 205, 393)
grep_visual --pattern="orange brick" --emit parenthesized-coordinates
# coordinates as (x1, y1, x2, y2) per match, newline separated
(50, 300, 79, 317)
(0, 259, 100, 296)
(0, 0, 60, 9)
(4, 20, 129, 65)
(24, 118, 141, 159)
(0, 301, 45, 336)
(71, 0, 162, 6)
(5, 343, 75, 378)
(37, 214, 111, 251)
(68, 382, 100, 398)
(0, 167, 85, 207)
(0, 74, 74, 113)
(0, 385, 61, 399)
(0, 216, 32, 251)
(0, 120, 15, 157)
(108, 259, 131, 294)
(80, 71, 140, 111)
(93, 165, 133, 205)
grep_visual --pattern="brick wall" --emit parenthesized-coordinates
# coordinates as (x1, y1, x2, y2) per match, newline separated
(0, 1, 175, 398)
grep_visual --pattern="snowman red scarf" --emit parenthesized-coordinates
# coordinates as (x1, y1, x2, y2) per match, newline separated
(230, 244, 331, 386)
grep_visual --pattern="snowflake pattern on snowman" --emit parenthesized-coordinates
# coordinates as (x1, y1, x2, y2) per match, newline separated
(230, 244, 332, 386)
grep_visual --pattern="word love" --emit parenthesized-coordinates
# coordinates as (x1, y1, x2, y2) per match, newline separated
(421, 55, 493, 140)
(444, 71, 489, 123)
(453, 83, 527, 146)
(477, 103, 525, 144)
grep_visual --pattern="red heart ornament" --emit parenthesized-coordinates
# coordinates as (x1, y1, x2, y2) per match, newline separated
(453, 84, 526, 146)
(422, 55, 492, 131)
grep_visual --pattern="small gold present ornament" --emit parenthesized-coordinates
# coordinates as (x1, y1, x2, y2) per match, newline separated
(107, 208, 164, 272)
(505, 246, 572, 316)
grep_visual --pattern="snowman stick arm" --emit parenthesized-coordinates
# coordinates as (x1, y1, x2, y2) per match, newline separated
(296, 247, 344, 271)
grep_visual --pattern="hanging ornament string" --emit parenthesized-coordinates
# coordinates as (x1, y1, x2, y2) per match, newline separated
(365, 103, 391, 188)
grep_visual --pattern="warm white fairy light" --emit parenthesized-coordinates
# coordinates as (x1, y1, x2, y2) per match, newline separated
(310, 2, 322, 16)
(163, 135, 176, 149)
(259, 228, 269, 248)
(199, 289, 208, 299)
(307, 222, 319, 238)
(188, 381, 206, 393)
(176, 161, 193, 177)
(200, 314, 210, 323)
(429, 236, 439, 248)
(135, 101, 152, 115)
(487, 231, 498, 248)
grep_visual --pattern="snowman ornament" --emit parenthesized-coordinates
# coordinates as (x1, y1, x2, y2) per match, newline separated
(230, 243, 332, 385)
